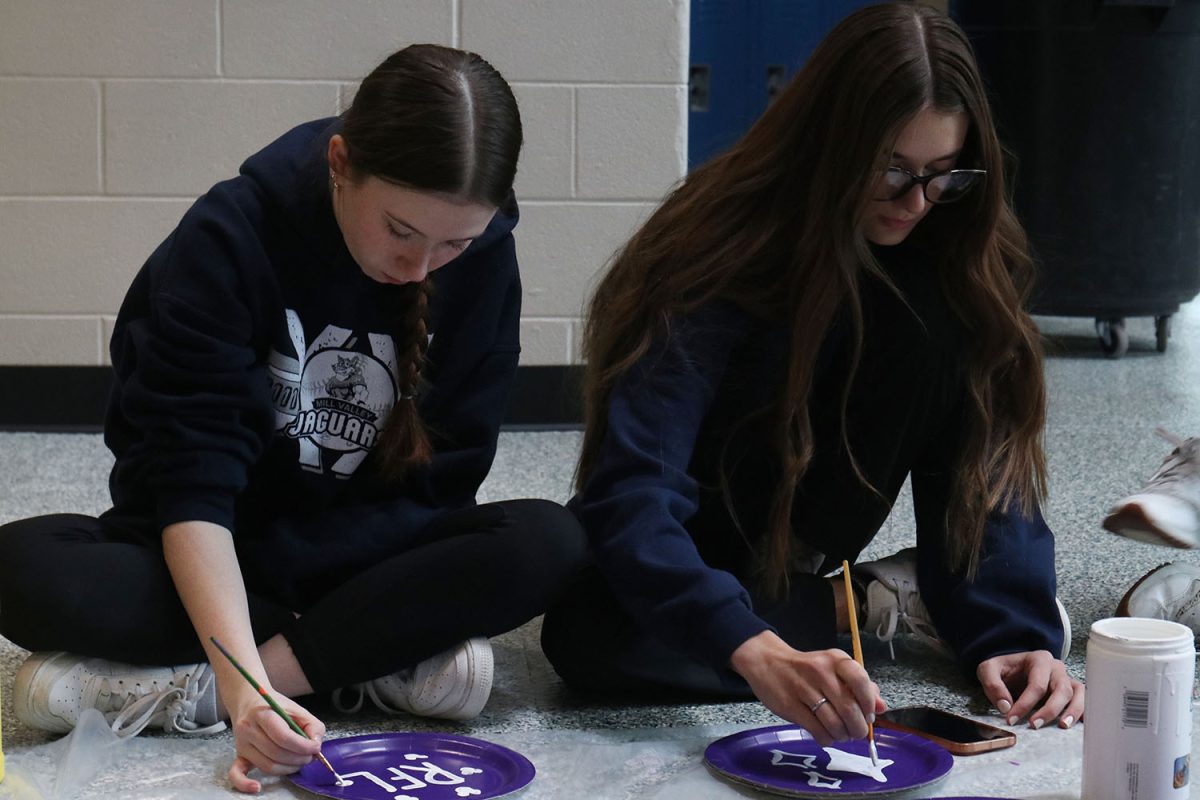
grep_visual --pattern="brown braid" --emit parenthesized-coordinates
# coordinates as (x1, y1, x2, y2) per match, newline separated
(372, 278, 434, 480)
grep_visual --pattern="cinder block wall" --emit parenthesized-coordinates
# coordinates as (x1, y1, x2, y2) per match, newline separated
(0, 0, 688, 368)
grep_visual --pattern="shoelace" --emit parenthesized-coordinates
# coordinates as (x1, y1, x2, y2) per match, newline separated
(872, 580, 949, 660)
(1142, 427, 1200, 502)
(331, 670, 415, 715)
(1159, 576, 1200, 623)
(89, 664, 226, 738)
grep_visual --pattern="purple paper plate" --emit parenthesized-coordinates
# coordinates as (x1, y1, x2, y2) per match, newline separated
(290, 732, 535, 800)
(705, 724, 953, 798)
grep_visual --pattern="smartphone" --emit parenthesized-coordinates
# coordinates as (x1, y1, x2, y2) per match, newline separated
(875, 706, 1017, 755)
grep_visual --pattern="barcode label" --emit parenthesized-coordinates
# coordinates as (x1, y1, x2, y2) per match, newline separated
(1122, 689, 1150, 728)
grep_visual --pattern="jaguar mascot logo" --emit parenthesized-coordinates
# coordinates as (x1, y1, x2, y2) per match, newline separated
(267, 310, 402, 478)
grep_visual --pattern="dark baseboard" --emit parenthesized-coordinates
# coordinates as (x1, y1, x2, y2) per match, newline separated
(0, 367, 113, 431)
(0, 365, 584, 432)
(505, 365, 584, 429)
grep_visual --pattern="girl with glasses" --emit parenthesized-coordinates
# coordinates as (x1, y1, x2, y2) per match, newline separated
(542, 3, 1082, 747)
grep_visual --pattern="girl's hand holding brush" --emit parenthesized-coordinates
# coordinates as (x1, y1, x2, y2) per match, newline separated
(207, 638, 329, 794)
(730, 630, 884, 745)
(224, 680, 327, 794)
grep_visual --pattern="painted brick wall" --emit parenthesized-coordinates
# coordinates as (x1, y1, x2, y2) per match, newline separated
(0, 0, 688, 367)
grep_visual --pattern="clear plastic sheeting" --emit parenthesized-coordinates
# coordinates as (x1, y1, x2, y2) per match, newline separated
(0, 710, 130, 800)
(0, 709, 233, 800)
(0, 714, 1102, 799)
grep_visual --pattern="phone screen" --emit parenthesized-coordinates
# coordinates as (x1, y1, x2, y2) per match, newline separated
(877, 707, 1012, 745)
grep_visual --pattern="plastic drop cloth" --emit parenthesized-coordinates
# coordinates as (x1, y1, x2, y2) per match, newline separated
(0, 709, 234, 800)
(0, 714, 1098, 799)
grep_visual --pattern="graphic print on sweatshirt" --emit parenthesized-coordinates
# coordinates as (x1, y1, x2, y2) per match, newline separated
(268, 309, 400, 478)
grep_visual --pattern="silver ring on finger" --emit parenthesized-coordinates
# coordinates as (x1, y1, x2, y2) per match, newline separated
(809, 696, 829, 715)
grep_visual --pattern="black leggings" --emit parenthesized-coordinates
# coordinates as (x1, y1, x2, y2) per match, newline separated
(0, 499, 586, 693)
(540, 566, 838, 699)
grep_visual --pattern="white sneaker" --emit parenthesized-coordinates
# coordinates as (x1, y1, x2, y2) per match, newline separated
(13, 651, 225, 737)
(1103, 429, 1200, 549)
(333, 638, 493, 721)
(855, 549, 1072, 660)
(1117, 562, 1200, 635)
(855, 549, 948, 658)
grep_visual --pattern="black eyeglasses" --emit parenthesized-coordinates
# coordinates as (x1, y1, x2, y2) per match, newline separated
(875, 166, 986, 204)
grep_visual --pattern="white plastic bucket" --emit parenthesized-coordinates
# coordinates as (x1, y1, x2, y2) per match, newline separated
(1082, 617, 1194, 800)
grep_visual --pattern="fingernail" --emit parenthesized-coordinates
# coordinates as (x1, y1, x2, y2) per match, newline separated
(1007, 715, 1018, 726)
(1032, 718, 1044, 730)
(1061, 715, 1074, 728)
(997, 699, 1011, 714)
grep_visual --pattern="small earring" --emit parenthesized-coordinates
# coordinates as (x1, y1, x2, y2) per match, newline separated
(330, 171, 340, 190)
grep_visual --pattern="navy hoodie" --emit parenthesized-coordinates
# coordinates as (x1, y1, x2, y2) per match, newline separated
(103, 118, 521, 609)
(572, 247, 1063, 673)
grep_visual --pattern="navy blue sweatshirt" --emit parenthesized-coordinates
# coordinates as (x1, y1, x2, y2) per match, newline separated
(103, 119, 521, 608)
(572, 248, 1063, 673)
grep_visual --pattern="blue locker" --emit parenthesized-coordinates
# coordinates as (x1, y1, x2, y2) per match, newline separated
(688, 0, 755, 171)
(822, 0, 880, 29)
(759, 0, 823, 109)
(688, 0, 879, 170)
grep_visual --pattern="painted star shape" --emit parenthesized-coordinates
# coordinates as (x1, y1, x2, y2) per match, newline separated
(821, 746, 895, 783)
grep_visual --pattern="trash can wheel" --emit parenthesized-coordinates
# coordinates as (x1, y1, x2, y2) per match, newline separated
(1155, 315, 1171, 353)
(1096, 317, 1129, 359)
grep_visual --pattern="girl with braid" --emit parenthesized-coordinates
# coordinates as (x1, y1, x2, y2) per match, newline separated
(0, 44, 587, 793)
(542, 3, 1082, 746)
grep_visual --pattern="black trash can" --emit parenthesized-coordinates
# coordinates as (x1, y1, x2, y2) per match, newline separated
(952, 0, 1200, 357)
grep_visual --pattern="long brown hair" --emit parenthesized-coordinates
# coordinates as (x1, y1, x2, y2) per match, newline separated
(577, 3, 1046, 594)
(339, 44, 522, 482)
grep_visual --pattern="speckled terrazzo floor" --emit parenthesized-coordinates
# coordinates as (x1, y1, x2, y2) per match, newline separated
(3, 302, 1200, 798)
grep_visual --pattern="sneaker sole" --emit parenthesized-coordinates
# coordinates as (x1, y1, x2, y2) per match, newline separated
(1055, 598, 1072, 661)
(1115, 563, 1174, 618)
(1103, 505, 1197, 549)
(13, 651, 77, 733)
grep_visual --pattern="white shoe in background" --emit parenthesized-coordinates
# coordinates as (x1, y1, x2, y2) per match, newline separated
(333, 637, 493, 722)
(1117, 562, 1200, 636)
(1104, 428, 1200, 549)
(855, 548, 947, 658)
(856, 549, 1073, 659)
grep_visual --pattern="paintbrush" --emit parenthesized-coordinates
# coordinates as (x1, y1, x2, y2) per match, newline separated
(209, 636, 347, 786)
(841, 560, 879, 766)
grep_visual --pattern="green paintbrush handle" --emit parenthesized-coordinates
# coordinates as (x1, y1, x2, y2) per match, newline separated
(208, 637, 344, 783)
(209, 636, 309, 739)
